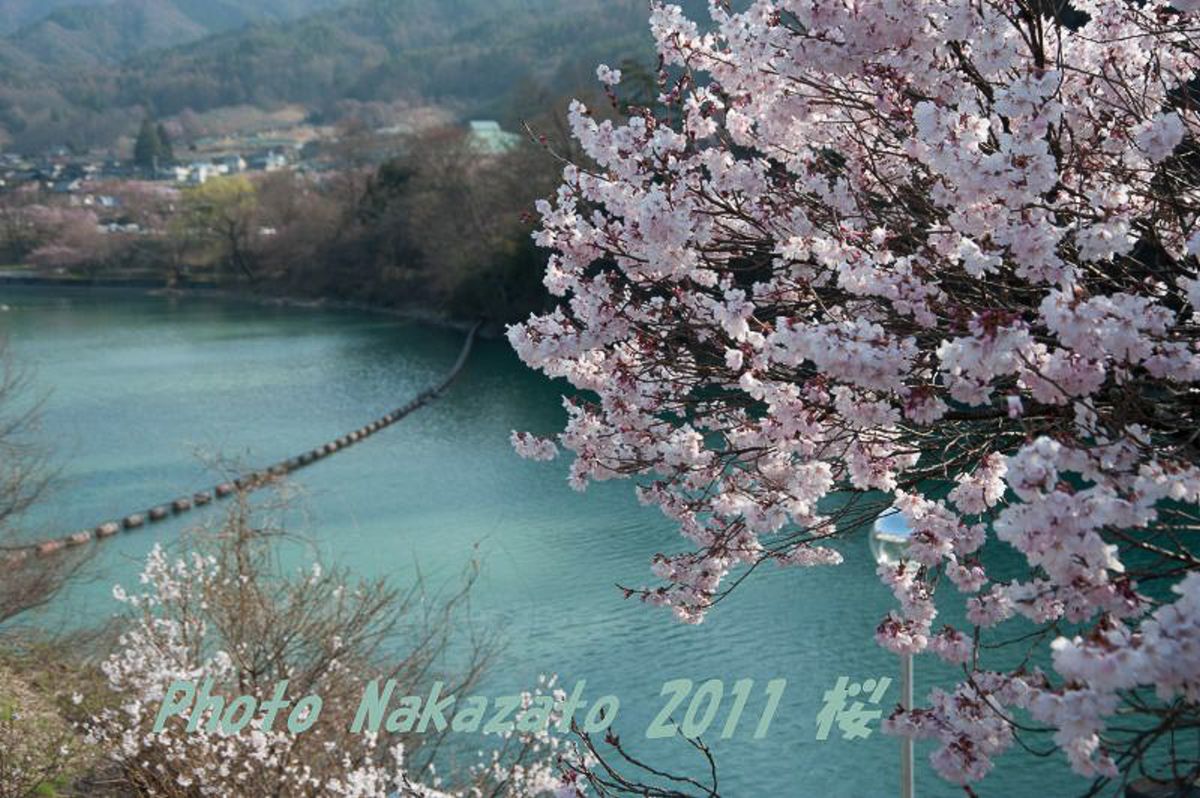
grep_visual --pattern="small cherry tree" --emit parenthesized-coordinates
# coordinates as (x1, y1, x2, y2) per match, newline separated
(511, 1, 1200, 792)
(87, 499, 575, 797)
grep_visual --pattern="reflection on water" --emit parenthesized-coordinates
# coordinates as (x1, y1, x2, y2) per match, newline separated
(0, 287, 1083, 796)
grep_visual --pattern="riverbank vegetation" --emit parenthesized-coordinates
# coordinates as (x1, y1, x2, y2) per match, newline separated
(0, 112, 584, 325)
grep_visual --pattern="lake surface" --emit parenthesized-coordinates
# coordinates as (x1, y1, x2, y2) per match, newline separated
(0, 287, 1082, 796)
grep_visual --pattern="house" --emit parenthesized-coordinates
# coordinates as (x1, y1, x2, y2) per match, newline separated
(185, 162, 217, 184)
(249, 151, 288, 172)
(216, 154, 247, 174)
(102, 222, 141, 234)
(100, 159, 136, 180)
(467, 120, 520, 155)
(50, 178, 83, 194)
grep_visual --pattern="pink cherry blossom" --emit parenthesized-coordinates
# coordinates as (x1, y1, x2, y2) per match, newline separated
(513, 0, 1200, 789)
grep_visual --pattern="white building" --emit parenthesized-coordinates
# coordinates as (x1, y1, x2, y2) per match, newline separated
(184, 162, 217, 185)
(467, 120, 520, 155)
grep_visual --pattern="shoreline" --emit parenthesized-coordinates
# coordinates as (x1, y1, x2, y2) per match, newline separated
(0, 273, 498, 338)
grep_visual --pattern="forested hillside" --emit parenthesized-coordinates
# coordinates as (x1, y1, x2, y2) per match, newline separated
(0, 0, 348, 64)
(0, 0, 698, 152)
(0, 0, 108, 35)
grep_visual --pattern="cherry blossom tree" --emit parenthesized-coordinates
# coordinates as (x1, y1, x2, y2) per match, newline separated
(24, 206, 111, 274)
(87, 499, 575, 797)
(511, 1, 1200, 792)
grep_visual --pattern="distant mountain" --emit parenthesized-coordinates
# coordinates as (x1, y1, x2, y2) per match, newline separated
(4, 1, 208, 69)
(113, 0, 660, 112)
(0, 0, 349, 66)
(0, 0, 709, 153)
(0, 0, 108, 36)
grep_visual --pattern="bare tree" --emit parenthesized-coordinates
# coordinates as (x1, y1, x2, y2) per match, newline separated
(0, 338, 71, 626)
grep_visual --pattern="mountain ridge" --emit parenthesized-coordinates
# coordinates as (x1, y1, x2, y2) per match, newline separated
(0, 0, 350, 66)
(0, 0, 707, 153)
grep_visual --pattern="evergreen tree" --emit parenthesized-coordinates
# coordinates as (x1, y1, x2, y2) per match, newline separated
(156, 123, 175, 165)
(133, 119, 163, 171)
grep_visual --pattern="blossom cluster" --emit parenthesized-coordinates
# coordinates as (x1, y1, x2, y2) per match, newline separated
(89, 545, 442, 796)
(88, 544, 575, 797)
(511, 0, 1200, 788)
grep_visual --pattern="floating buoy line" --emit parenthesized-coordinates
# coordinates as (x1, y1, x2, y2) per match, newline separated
(2, 322, 481, 565)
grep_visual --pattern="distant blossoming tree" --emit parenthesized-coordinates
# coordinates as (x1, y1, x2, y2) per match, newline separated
(511, 0, 1200, 792)
(25, 206, 110, 273)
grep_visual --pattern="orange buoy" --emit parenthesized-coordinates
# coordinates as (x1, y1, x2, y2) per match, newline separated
(37, 539, 66, 557)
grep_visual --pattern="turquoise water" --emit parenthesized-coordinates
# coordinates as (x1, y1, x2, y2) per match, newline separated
(0, 287, 1084, 797)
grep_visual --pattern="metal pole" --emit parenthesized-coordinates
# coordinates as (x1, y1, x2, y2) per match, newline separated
(901, 653, 915, 798)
